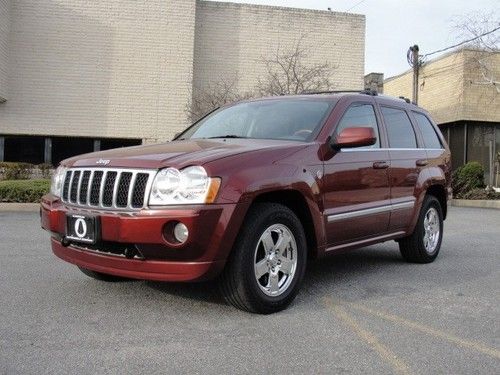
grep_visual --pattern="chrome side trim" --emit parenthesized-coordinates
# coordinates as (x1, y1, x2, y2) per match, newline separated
(327, 200, 415, 223)
(341, 148, 444, 152)
(325, 231, 407, 252)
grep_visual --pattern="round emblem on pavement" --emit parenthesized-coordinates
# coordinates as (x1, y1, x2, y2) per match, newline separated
(74, 218, 87, 238)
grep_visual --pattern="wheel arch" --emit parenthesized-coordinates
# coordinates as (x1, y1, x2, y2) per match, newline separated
(252, 189, 321, 259)
(426, 184, 447, 220)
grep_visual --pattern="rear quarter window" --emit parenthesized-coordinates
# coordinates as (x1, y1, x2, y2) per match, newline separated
(413, 112, 443, 149)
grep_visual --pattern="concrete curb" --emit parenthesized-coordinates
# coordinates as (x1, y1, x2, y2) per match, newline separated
(451, 199, 500, 210)
(0, 203, 40, 212)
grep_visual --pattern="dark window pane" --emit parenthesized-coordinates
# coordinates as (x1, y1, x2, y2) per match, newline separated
(381, 107, 417, 148)
(4, 136, 45, 164)
(100, 138, 141, 151)
(52, 137, 94, 165)
(335, 103, 380, 148)
(413, 112, 443, 149)
(449, 124, 465, 170)
(467, 124, 494, 184)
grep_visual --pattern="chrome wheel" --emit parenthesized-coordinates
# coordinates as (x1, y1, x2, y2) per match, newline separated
(423, 207, 440, 254)
(253, 224, 298, 297)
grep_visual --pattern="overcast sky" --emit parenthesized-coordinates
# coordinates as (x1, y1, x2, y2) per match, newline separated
(208, 0, 499, 78)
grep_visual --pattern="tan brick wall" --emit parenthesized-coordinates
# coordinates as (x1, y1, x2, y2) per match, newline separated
(194, 1, 365, 95)
(462, 50, 500, 123)
(0, 0, 9, 101)
(0, 0, 196, 142)
(0, 1, 365, 143)
(384, 49, 499, 124)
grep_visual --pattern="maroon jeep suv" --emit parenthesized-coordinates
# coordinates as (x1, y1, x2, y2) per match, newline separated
(41, 91, 451, 313)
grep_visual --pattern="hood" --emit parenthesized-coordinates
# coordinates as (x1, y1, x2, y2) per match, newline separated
(63, 138, 306, 169)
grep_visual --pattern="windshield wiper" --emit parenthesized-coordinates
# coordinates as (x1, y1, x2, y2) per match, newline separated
(205, 135, 248, 139)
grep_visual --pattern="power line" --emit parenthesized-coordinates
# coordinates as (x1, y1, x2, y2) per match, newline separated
(423, 25, 500, 57)
(346, 0, 368, 12)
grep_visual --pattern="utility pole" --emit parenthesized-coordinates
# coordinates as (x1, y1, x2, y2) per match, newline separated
(407, 45, 420, 104)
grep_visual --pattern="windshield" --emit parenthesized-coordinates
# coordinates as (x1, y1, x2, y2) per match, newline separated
(178, 99, 334, 142)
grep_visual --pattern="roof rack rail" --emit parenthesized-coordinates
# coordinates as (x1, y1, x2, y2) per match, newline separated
(398, 96, 411, 104)
(302, 89, 379, 96)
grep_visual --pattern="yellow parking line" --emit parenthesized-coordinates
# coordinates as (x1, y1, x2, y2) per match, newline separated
(348, 302, 500, 360)
(324, 297, 413, 375)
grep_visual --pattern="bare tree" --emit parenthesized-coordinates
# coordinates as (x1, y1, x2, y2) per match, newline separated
(186, 36, 337, 123)
(257, 37, 336, 96)
(187, 78, 252, 123)
(451, 12, 500, 93)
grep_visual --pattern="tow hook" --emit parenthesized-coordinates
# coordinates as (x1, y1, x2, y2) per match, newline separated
(61, 237, 71, 247)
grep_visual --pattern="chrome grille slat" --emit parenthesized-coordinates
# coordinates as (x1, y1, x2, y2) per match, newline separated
(79, 171, 91, 205)
(126, 173, 138, 208)
(70, 171, 81, 203)
(86, 170, 94, 205)
(60, 168, 156, 211)
(99, 170, 108, 207)
(67, 171, 75, 203)
(111, 171, 121, 208)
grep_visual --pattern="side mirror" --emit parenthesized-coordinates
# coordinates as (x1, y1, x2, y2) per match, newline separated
(331, 127, 376, 149)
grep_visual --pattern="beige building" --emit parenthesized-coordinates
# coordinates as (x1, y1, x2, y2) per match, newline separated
(0, 0, 365, 165)
(384, 49, 500, 184)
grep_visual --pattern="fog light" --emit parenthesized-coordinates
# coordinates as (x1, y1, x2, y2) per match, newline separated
(173, 222, 189, 244)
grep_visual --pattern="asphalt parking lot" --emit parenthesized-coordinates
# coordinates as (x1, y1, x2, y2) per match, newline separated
(1, 207, 499, 374)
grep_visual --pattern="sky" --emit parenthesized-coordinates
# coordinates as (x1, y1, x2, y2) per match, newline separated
(207, 0, 499, 78)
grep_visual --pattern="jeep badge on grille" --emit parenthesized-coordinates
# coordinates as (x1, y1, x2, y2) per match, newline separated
(96, 159, 110, 165)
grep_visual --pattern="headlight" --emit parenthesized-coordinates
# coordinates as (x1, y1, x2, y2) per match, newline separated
(149, 166, 221, 205)
(50, 166, 67, 197)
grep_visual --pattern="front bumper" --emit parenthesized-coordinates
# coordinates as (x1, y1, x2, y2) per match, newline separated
(41, 195, 246, 281)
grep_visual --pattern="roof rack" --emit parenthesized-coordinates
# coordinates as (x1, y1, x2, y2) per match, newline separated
(302, 89, 378, 96)
(398, 96, 411, 103)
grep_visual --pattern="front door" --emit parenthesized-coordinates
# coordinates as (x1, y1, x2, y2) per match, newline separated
(322, 102, 391, 247)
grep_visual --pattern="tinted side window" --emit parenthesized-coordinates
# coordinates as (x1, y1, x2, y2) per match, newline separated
(381, 107, 417, 148)
(413, 112, 443, 149)
(335, 103, 380, 148)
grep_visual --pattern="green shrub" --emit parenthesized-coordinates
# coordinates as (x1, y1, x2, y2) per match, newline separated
(461, 188, 500, 200)
(0, 179, 50, 203)
(0, 162, 34, 180)
(37, 163, 53, 179)
(452, 162, 485, 198)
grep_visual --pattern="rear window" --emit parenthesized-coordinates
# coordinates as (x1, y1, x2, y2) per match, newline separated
(413, 112, 443, 149)
(381, 107, 417, 148)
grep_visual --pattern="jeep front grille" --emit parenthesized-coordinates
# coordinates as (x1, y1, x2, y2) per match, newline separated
(61, 168, 157, 210)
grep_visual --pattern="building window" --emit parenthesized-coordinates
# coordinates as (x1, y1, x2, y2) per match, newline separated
(467, 124, 494, 182)
(101, 138, 141, 151)
(51, 137, 94, 166)
(3, 136, 45, 164)
(448, 124, 465, 170)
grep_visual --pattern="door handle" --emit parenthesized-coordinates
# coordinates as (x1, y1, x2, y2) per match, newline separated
(416, 159, 429, 167)
(372, 161, 389, 169)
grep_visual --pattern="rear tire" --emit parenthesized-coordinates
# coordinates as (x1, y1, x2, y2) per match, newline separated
(399, 195, 443, 263)
(219, 203, 307, 314)
(78, 267, 130, 282)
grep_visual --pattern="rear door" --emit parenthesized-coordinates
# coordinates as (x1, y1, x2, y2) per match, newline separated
(379, 105, 427, 232)
(322, 101, 391, 247)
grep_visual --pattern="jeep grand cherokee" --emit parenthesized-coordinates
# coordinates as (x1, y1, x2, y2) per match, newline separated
(41, 91, 451, 313)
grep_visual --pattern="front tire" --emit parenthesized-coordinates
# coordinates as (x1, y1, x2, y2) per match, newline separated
(399, 195, 443, 263)
(219, 203, 307, 314)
